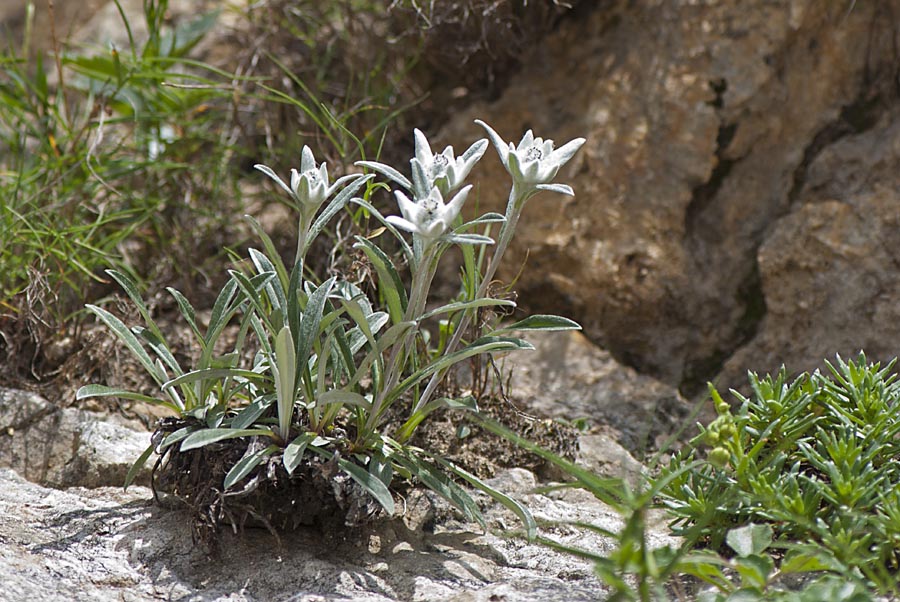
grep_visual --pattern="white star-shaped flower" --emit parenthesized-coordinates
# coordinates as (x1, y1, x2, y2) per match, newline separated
(386, 185, 472, 246)
(475, 120, 585, 191)
(254, 146, 356, 213)
(410, 129, 488, 197)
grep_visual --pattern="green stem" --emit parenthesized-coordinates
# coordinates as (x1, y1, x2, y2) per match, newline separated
(411, 184, 530, 415)
(294, 213, 311, 268)
(364, 242, 441, 435)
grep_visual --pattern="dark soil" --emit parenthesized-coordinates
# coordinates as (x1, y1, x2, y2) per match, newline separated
(151, 417, 382, 551)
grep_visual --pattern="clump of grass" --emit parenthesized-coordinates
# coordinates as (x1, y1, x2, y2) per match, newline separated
(0, 1, 248, 381)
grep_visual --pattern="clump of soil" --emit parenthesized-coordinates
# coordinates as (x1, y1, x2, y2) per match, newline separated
(410, 392, 580, 481)
(150, 418, 382, 551)
(148, 383, 580, 551)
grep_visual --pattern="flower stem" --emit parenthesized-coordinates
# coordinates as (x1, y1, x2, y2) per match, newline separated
(411, 185, 527, 414)
(294, 214, 311, 268)
(364, 242, 441, 435)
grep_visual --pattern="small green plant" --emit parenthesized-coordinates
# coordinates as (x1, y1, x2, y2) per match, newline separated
(78, 120, 585, 533)
(657, 353, 900, 597)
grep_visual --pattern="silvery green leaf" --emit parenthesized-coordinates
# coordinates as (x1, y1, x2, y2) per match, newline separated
(283, 432, 315, 474)
(457, 212, 506, 228)
(349, 197, 414, 260)
(535, 183, 574, 196)
(85, 304, 159, 384)
(273, 325, 297, 441)
(180, 427, 273, 451)
(243, 214, 290, 290)
(445, 233, 495, 246)
(224, 444, 278, 490)
(125, 443, 156, 490)
(490, 314, 581, 335)
(166, 287, 203, 343)
(335, 455, 395, 515)
(162, 368, 265, 389)
(354, 237, 409, 323)
(431, 454, 536, 541)
(254, 163, 293, 195)
(75, 384, 174, 408)
(355, 160, 412, 190)
(395, 337, 534, 407)
(317, 390, 372, 410)
(420, 298, 515, 321)
(307, 173, 374, 253)
(230, 394, 276, 430)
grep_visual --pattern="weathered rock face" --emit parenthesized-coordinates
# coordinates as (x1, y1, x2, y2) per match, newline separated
(0, 388, 151, 488)
(0, 465, 680, 602)
(443, 1, 900, 392)
(722, 107, 900, 383)
(499, 330, 687, 458)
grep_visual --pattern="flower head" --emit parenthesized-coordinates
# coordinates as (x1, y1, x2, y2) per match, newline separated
(410, 129, 488, 197)
(386, 185, 472, 246)
(255, 146, 353, 215)
(475, 119, 585, 190)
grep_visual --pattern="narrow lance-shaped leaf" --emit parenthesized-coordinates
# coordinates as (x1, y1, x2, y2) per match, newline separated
(397, 337, 533, 411)
(166, 286, 204, 345)
(273, 325, 297, 442)
(296, 277, 337, 388)
(490, 314, 581, 335)
(283, 432, 316, 474)
(419, 298, 515, 322)
(311, 447, 395, 515)
(124, 442, 156, 490)
(306, 173, 375, 252)
(85, 304, 163, 385)
(180, 427, 274, 451)
(430, 453, 536, 541)
(356, 160, 412, 190)
(224, 445, 278, 490)
(244, 214, 290, 291)
(105, 269, 166, 344)
(76, 384, 182, 413)
(354, 237, 408, 324)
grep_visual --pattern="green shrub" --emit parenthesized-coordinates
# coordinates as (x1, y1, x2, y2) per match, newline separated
(658, 354, 900, 597)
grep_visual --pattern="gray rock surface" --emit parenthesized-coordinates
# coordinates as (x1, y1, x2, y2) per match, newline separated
(0, 466, 679, 602)
(499, 331, 689, 456)
(0, 387, 151, 488)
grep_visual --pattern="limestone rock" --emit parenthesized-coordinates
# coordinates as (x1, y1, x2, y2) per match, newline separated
(0, 388, 151, 488)
(499, 331, 689, 455)
(722, 108, 900, 382)
(0, 466, 680, 601)
(442, 0, 900, 392)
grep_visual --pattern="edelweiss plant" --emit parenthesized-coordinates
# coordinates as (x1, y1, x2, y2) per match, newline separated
(79, 120, 585, 534)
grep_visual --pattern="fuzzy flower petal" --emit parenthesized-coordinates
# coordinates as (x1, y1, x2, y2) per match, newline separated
(411, 129, 487, 196)
(389, 186, 472, 246)
(256, 146, 338, 212)
(475, 120, 586, 190)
